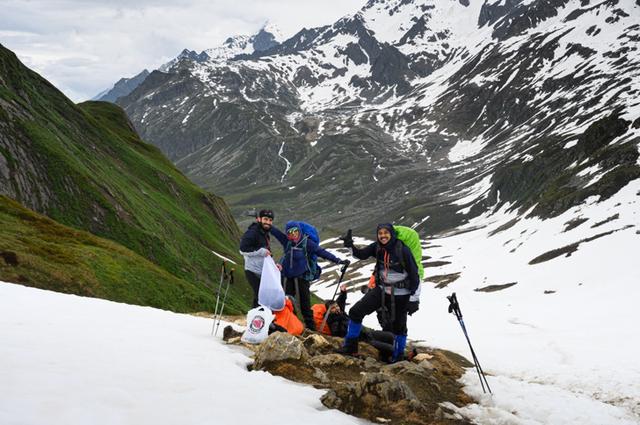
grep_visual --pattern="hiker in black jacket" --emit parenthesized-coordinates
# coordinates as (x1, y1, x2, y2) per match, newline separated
(239, 209, 276, 308)
(339, 223, 419, 362)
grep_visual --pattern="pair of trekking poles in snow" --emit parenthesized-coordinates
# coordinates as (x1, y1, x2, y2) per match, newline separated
(447, 292, 492, 394)
(211, 261, 235, 336)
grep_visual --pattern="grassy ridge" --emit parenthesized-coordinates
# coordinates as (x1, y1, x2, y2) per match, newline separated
(0, 44, 251, 313)
(0, 195, 248, 313)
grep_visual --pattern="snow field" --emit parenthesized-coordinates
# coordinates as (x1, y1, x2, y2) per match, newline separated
(0, 283, 364, 425)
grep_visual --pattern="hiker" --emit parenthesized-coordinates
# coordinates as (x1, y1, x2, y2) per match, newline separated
(271, 221, 349, 331)
(312, 283, 349, 336)
(239, 209, 275, 308)
(339, 224, 419, 362)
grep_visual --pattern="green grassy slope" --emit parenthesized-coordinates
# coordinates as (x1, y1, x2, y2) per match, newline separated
(0, 195, 252, 313)
(0, 44, 251, 313)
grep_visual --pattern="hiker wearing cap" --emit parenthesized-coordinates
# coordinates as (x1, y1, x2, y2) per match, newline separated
(239, 209, 276, 308)
(312, 283, 349, 336)
(271, 221, 349, 331)
(339, 224, 420, 362)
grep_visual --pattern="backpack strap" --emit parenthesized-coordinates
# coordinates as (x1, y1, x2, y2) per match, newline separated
(394, 241, 407, 272)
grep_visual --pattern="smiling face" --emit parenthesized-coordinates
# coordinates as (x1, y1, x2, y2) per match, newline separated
(377, 228, 391, 245)
(287, 227, 301, 242)
(257, 216, 273, 231)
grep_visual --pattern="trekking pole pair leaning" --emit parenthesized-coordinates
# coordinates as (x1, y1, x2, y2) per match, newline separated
(319, 261, 350, 333)
(447, 292, 492, 394)
(211, 262, 235, 336)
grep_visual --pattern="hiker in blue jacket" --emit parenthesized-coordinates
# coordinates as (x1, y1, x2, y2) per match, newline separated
(339, 223, 419, 362)
(272, 221, 349, 331)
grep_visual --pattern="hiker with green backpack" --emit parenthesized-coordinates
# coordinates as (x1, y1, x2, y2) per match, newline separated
(272, 221, 349, 331)
(339, 223, 420, 362)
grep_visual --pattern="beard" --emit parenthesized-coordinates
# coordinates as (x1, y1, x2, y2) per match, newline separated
(260, 223, 272, 231)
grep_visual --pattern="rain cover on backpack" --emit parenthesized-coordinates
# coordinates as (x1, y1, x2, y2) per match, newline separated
(393, 225, 424, 280)
(258, 256, 285, 311)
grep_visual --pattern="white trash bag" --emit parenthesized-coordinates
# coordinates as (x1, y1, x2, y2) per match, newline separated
(241, 306, 274, 344)
(258, 256, 285, 311)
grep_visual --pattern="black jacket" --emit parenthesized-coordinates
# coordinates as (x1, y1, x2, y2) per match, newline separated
(351, 233, 419, 294)
(325, 291, 349, 337)
(239, 223, 271, 253)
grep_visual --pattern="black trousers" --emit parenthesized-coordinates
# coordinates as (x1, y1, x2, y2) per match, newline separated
(361, 329, 395, 362)
(348, 287, 410, 335)
(284, 277, 315, 331)
(245, 270, 261, 308)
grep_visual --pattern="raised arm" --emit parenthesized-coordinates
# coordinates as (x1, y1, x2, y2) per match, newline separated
(308, 240, 342, 263)
(270, 226, 289, 247)
(351, 242, 376, 260)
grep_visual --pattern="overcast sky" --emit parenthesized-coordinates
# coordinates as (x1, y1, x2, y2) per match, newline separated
(0, 0, 364, 101)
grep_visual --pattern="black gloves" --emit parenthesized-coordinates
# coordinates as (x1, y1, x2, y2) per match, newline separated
(339, 259, 350, 266)
(341, 229, 353, 248)
(407, 301, 420, 316)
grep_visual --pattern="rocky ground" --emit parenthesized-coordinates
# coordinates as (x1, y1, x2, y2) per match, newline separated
(221, 321, 475, 425)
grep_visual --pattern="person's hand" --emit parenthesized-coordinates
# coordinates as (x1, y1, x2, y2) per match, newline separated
(339, 259, 350, 266)
(340, 283, 347, 292)
(367, 275, 376, 289)
(407, 301, 420, 316)
(276, 263, 283, 271)
(340, 229, 353, 248)
(263, 249, 271, 257)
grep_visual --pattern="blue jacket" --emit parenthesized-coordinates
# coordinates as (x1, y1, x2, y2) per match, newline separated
(272, 225, 341, 279)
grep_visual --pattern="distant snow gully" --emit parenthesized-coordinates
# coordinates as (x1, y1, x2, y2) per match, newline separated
(447, 292, 492, 394)
(211, 261, 235, 336)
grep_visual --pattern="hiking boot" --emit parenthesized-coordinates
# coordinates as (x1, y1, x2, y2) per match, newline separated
(335, 337, 359, 356)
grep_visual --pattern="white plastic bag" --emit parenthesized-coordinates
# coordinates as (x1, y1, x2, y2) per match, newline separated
(258, 256, 285, 311)
(241, 306, 274, 344)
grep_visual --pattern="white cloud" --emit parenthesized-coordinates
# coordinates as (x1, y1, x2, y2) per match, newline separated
(0, 0, 364, 101)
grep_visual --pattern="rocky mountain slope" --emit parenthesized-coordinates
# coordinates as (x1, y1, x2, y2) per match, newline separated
(93, 69, 150, 102)
(95, 23, 284, 103)
(0, 43, 252, 313)
(116, 0, 640, 235)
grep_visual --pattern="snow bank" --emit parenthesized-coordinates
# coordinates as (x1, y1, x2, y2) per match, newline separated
(0, 282, 363, 425)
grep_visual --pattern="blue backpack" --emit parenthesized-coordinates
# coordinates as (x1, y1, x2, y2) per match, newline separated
(286, 221, 322, 281)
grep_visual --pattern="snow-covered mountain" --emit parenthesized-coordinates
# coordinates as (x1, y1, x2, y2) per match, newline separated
(116, 0, 640, 236)
(110, 3, 640, 419)
(94, 24, 284, 103)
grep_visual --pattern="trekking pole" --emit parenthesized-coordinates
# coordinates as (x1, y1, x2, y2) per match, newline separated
(214, 268, 235, 337)
(447, 292, 492, 394)
(319, 262, 350, 333)
(211, 261, 227, 335)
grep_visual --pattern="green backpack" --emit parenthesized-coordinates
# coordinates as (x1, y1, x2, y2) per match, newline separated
(393, 225, 424, 280)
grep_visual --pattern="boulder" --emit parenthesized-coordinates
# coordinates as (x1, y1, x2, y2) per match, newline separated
(303, 333, 332, 354)
(309, 353, 361, 369)
(321, 372, 428, 423)
(381, 360, 432, 379)
(413, 353, 434, 362)
(253, 332, 308, 369)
